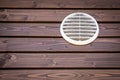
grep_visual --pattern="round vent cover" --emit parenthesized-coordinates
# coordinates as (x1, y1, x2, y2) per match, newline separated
(60, 12, 99, 45)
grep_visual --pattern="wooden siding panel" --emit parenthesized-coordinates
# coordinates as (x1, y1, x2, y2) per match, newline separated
(0, 23, 120, 37)
(0, 0, 120, 79)
(0, 0, 120, 8)
(0, 53, 120, 68)
(0, 10, 120, 22)
(0, 38, 120, 52)
(0, 70, 120, 80)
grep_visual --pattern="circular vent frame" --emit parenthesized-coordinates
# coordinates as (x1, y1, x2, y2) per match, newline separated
(60, 12, 99, 45)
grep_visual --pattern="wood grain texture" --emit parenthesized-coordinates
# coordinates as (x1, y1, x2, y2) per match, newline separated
(0, 70, 120, 80)
(0, 38, 120, 52)
(0, 53, 120, 68)
(0, 0, 120, 79)
(0, 0, 120, 8)
(0, 23, 120, 37)
(0, 9, 120, 22)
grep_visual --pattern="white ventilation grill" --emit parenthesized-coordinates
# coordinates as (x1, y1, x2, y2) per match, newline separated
(60, 12, 99, 45)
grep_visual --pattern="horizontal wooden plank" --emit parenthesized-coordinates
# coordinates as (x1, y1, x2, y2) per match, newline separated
(0, 70, 120, 80)
(0, 53, 120, 68)
(0, 23, 120, 37)
(0, 9, 120, 22)
(0, 0, 120, 8)
(0, 38, 120, 52)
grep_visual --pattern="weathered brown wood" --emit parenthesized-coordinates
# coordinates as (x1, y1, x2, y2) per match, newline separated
(0, 38, 120, 52)
(0, 9, 120, 22)
(0, 0, 119, 79)
(0, 0, 120, 8)
(0, 53, 11, 67)
(0, 53, 120, 68)
(0, 70, 120, 80)
(0, 23, 120, 37)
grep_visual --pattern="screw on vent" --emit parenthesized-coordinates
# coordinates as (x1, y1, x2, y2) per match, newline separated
(60, 12, 99, 45)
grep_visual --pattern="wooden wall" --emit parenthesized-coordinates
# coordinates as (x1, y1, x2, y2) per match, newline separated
(0, 0, 120, 80)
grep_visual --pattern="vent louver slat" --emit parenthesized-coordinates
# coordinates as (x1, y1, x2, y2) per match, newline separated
(60, 12, 99, 45)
